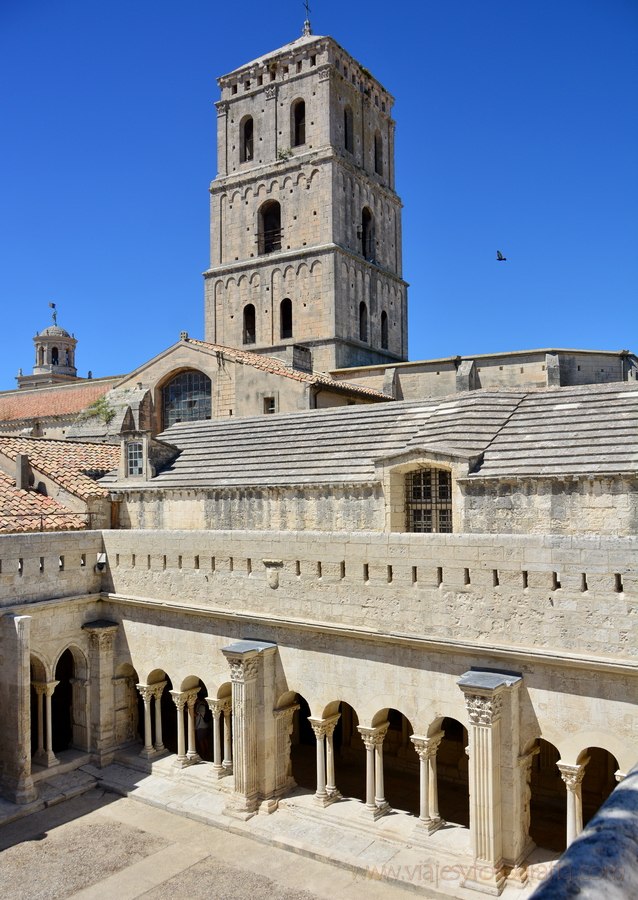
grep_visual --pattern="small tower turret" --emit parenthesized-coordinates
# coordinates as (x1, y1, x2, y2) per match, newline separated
(17, 303, 80, 390)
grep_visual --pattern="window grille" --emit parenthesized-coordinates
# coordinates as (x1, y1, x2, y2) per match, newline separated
(126, 441, 144, 476)
(162, 370, 212, 428)
(405, 468, 452, 533)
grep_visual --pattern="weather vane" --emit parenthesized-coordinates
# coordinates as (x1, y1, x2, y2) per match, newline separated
(303, 0, 312, 36)
(49, 301, 58, 325)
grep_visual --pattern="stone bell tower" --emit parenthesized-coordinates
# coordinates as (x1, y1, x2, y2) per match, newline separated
(17, 304, 79, 390)
(204, 22, 408, 372)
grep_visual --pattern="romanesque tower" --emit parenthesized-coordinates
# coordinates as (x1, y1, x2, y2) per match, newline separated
(204, 23, 408, 372)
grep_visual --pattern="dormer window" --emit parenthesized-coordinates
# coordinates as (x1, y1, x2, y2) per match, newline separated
(126, 441, 144, 477)
(405, 468, 452, 533)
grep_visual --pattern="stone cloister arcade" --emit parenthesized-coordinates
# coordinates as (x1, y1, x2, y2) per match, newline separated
(22, 625, 627, 889)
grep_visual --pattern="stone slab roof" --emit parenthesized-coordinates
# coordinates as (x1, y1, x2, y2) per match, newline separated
(0, 469, 86, 533)
(0, 437, 120, 500)
(139, 382, 638, 489)
(0, 378, 120, 424)
(186, 339, 389, 400)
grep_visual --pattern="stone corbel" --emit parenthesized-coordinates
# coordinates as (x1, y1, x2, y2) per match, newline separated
(263, 558, 284, 589)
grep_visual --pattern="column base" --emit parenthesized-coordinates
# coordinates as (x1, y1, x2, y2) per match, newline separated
(139, 747, 160, 760)
(363, 801, 391, 820)
(172, 755, 192, 769)
(222, 759, 233, 771)
(186, 752, 202, 764)
(7, 775, 38, 805)
(154, 742, 166, 753)
(33, 750, 59, 768)
(417, 815, 443, 835)
(258, 797, 279, 815)
(326, 787, 342, 803)
(462, 862, 506, 896)
(223, 793, 260, 821)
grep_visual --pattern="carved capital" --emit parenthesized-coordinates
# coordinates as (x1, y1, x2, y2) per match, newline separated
(318, 65, 332, 82)
(410, 730, 444, 761)
(136, 683, 155, 703)
(558, 759, 589, 790)
(184, 688, 200, 708)
(227, 654, 260, 683)
(357, 723, 389, 749)
(464, 692, 503, 726)
(308, 713, 339, 740)
(150, 681, 167, 702)
(216, 101, 229, 116)
(264, 86, 276, 100)
(274, 703, 299, 724)
(87, 628, 117, 652)
(263, 558, 283, 590)
(170, 690, 188, 711)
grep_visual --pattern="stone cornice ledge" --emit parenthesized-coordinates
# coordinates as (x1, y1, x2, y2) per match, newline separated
(101, 591, 638, 677)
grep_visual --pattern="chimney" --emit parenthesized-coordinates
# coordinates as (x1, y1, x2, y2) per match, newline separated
(285, 344, 313, 373)
(16, 454, 31, 491)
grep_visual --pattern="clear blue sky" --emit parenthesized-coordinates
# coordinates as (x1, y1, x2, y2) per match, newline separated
(1, 0, 636, 386)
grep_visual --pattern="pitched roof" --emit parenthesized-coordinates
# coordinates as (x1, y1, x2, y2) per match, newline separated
(0, 469, 86, 533)
(0, 437, 120, 500)
(185, 338, 389, 400)
(128, 382, 638, 490)
(0, 378, 120, 424)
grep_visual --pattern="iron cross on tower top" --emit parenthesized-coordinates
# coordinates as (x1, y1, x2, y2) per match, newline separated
(303, 0, 312, 35)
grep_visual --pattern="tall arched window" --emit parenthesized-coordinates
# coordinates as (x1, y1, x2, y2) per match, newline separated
(162, 370, 212, 428)
(361, 207, 375, 261)
(344, 105, 353, 153)
(51, 347, 59, 365)
(381, 310, 389, 349)
(292, 99, 306, 147)
(243, 303, 256, 344)
(240, 116, 254, 162)
(374, 131, 383, 175)
(258, 200, 281, 254)
(359, 302, 368, 342)
(405, 468, 453, 533)
(280, 298, 293, 339)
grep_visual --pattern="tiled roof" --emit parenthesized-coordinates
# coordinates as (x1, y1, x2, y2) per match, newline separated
(137, 382, 638, 489)
(187, 339, 389, 400)
(0, 437, 120, 500)
(0, 378, 120, 423)
(0, 469, 86, 533)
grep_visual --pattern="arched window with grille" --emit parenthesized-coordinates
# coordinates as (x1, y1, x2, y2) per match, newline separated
(280, 298, 293, 339)
(374, 130, 383, 175)
(162, 370, 212, 429)
(359, 301, 368, 343)
(344, 105, 353, 153)
(243, 303, 256, 344)
(240, 116, 254, 162)
(405, 468, 453, 533)
(291, 99, 306, 146)
(361, 207, 375, 261)
(258, 200, 281, 254)
(381, 310, 389, 349)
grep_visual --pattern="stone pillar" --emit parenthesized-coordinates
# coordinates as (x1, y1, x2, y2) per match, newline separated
(207, 698, 225, 777)
(34, 684, 46, 758)
(221, 699, 232, 770)
(136, 685, 156, 758)
(273, 703, 299, 797)
(324, 715, 341, 800)
(558, 758, 589, 847)
(458, 671, 522, 895)
(309, 718, 328, 804)
(0, 616, 37, 802)
(410, 731, 444, 834)
(151, 682, 166, 752)
(170, 691, 188, 767)
(222, 640, 277, 818)
(185, 689, 201, 762)
(83, 622, 118, 766)
(44, 682, 59, 767)
(357, 724, 390, 820)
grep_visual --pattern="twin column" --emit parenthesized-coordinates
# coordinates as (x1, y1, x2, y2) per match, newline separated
(309, 714, 341, 806)
(410, 730, 444, 832)
(32, 681, 60, 768)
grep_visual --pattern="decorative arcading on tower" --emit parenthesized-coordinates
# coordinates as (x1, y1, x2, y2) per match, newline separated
(203, 31, 408, 372)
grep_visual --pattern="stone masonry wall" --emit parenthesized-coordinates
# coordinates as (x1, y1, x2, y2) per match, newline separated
(100, 529, 638, 662)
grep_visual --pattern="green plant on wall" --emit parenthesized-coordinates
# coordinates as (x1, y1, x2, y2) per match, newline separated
(79, 395, 116, 425)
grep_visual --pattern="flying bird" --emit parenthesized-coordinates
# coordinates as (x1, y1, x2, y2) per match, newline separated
(496, 250, 507, 261)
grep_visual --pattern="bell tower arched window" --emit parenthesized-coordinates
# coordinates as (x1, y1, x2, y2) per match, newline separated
(258, 200, 281, 254)
(374, 131, 383, 175)
(280, 298, 293, 339)
(162, 370, 212, 429)
(361, 207, 375, 261)
(51, 347, 59, 365)
(292, 99, 306, 147)
(381, 310, 389, 349)
(243, 304, 256, 344)
(344, 105, 353, 153)
(240, 116, 254, 162)
(405, 468, 453, 533)
(359, 302, 368, 343)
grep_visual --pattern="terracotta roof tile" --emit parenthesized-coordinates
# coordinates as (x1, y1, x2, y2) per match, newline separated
(0, 378, 120, 423)
(0, 469, 87, 533)
(0, 437, 120, 500)
(188, 339, 390, 400)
